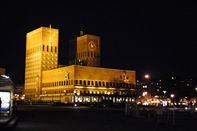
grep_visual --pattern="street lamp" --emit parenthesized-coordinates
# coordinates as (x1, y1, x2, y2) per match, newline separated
(144, 74, 150, 79)
(170, 94, 175, 105)
(144, 74, 150, 96)
(170, 93, 176, 125)
(163, 90, 167, 98)
(170, 94, 175, 98)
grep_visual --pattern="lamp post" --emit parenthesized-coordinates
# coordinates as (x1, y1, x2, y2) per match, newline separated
(144, 74, 150, 97)
(170, 93, 175, 125)
(170, 94, 175, 105)
(163, 90, 167, 99)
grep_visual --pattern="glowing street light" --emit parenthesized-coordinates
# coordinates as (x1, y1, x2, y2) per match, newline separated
(144, 74, 150, 79)
(170, 94, 175, 98)
(142, 91, 148, 96)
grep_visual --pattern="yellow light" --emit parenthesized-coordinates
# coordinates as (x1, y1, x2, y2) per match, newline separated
(98, 87, 107, 90)
(75, 86, 84, 89)
(87, 87, 96, 89)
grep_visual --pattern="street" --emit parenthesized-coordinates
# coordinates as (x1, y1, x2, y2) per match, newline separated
(1, 105, 197, 131)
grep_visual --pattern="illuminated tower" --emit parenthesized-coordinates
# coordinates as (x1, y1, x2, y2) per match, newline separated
(69, 32, 100, 67)
(25, 26, 59, 100)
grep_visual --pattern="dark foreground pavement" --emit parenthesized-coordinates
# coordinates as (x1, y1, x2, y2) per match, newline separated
(1, 105, 196, 131)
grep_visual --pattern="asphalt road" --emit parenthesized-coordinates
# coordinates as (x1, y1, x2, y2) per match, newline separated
(2, 105, 197, 131)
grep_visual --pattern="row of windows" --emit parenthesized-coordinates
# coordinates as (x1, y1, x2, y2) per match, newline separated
(42, 79, 133, 88)
(43, 45, 57, 53)
(26, 46, 42, 55)
(42, 65, 57, 70)
(42, 52, 58, 57)
(25, 65, 41, 71)
(42, 61, 57, 65)
(75, 80, 132, 88)
(77, 51, 99, 58)
(25, 74, 40, 81)
(26, 59, 41, 67)
(25, 69, 40, 74)
(42, 90, 73, 94)
(26, 53, 41, 60)
(42, 80, 73, 87)
(41, 90, 130, 96)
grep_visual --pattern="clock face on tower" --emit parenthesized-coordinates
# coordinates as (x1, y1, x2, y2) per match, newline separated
(88, 41, 97, 50)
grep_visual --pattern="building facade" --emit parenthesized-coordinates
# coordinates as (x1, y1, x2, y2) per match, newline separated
(25, 26, 136, 104)
(24, 26, 58, 100)
(40, 65, 135, 104)
(69, 34, 100, 67)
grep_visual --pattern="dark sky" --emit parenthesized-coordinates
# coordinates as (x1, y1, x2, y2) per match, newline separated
(0, 0, 195, 84)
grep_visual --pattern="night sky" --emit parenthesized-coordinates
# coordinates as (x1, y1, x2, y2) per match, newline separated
(0, 0, 194, 84)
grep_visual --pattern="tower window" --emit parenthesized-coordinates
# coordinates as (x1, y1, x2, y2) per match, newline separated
(106, 82, 109, 87)
(99, 81, 101, 86)
(43, 45, 45, 51)
(55, 47, 57, 53)
(79, 80, 82, 85)
(75, 80, 78, 85)
(95, 81, 98, 86)
(51, 46, 53, 52)
(47, 46, 49, 52)
(109, 82, 112, 87)
(103, 82, 105, 86)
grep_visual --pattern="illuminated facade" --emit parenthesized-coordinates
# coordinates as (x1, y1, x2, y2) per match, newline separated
(40, 65, 135, 103)
(69, 34, 100, 67)
(25, 26, 136, 104)
(25, 26, 58, 100)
